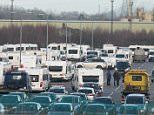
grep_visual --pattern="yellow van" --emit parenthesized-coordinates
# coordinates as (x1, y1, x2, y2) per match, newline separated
(123, 69, 150, 94)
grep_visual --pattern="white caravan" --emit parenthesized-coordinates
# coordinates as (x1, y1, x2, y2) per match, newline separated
(103, 44, 117, 56)
(19, 67, 49, 91)
(67, 45, 83, 61)
(72, 68, 104, 91)
(45, 60, 74, 80)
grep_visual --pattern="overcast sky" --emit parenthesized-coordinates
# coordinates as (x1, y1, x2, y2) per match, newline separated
(1, 0, 154, 14)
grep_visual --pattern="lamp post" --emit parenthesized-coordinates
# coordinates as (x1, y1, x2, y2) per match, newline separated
(19, 15, 23, 66)
(10, 0, 14, 21)
(79, 14, 84, 61)
(91, 22, 94, 50)
(111, 0, 114, 36)
(38, 13, 49, 61)
(65, 21, 68, 60)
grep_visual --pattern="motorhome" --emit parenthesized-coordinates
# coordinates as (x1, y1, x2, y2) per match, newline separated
(45, 60, 74, 80)
(20, 67, 50, 91)
(72, 68, 104, 91)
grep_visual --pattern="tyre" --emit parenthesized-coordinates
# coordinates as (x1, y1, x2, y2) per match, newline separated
(77, 65, 83, 68)
(96, 65, 103, 69)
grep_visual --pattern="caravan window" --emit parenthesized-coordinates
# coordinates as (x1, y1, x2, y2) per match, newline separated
(132, 76, 142, 81)
(52, 47, 57, 50)
(68, 50, 78, 54)
(7, 48, 14, 51)
(30, 75, 39, 82)
(108, 50, 113, 53)
(16, 47, 24, 51)
(49, 66, 63, 72)
(82, 76, 99, 82)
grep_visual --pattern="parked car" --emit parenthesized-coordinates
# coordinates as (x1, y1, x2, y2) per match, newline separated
(15, 102, 45, 115)
(77, 87, 95, 101)
(0, 95, 22, 114)
(30, 96, 52, 108)
(48, 103, 74, 115)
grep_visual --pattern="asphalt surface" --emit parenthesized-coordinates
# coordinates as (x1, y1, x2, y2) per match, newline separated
(50, 62, 154, 104)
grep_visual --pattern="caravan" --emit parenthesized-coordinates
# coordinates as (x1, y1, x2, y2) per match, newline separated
(19, 67, 49, 91)
(45, 61, 74, 80)
(72, 68, 104, 91)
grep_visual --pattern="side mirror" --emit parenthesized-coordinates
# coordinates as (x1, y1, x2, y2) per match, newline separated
(151, 79, 154, 83)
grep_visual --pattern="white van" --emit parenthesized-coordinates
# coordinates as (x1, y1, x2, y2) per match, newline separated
(21, 67, 49, 91)
(103, 44, 117, 56)
(72, 68, 104, 91)
(45, 61, 74, 80)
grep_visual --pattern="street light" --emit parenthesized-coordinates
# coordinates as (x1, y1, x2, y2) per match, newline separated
(111, 0, 114, 36)
(38, 13, 49, 61)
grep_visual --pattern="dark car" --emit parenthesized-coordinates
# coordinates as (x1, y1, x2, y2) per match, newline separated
(15, 102, 45, 115)
(115, 61, 131, 76)
(4, 71, 32, 91)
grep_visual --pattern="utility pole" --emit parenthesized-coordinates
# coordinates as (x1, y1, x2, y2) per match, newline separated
(79, 14, 83, 61)
(46, 14, 49, 61)
(128, 1, 133, 31)
(111, 0, 114, 40)
(91, 22, 94, 50)
(10, 0, 14, 21)
(65, 21, 68, 60)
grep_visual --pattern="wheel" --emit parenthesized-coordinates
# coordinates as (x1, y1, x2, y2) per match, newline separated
(96, 65, 103, 69)
(77, 65, 83, 68)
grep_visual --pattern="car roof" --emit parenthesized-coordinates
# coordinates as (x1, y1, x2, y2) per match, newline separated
(127, 94, 145, 97)
(78, 87, 94, 90)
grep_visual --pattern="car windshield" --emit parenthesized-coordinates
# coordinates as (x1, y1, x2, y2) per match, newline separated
(116, 62, 129, 69)
(1, 95, 19, 104)
(60, 96, 79, 103)
(16, 104, 38, 112)
(116, 54, 125, 58)
(126, 96, 144, 104)
(49, 88, 64, 93)
(52, 104, 71, 112)
(85, 105, 105, 113)
(31, 97, 50, 104)
(87, 51, 98, 56)
(100, 54, 108, 57)
(78, 89, 92, 94)
(119, 106, 139, 114)
(87, 59, 105, 62)
(94, 98, 112, 104)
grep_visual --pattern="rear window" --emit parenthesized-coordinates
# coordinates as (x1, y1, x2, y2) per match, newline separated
(30, 75, 39, 82)
(49, 66, 62, 72)
(126, 96, 144, 104)
(68, 50, 78, 54)
(132, 76, 142, 81)
(78, 89, 92, 94)
(82, 76, 99, 82)
(12, 75, 22, 80)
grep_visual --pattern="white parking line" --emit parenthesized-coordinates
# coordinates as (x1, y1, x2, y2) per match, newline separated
(108, 84, 123, 96)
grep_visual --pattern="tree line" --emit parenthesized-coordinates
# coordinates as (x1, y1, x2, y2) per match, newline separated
(0, 24, 153, 48)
